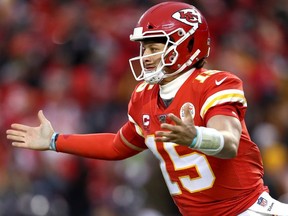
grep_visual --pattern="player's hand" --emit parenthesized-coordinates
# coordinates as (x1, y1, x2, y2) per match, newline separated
(155, 104, 197, 146)
(6, 110, 54, 150)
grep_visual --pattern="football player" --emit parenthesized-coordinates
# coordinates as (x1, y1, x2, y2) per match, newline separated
(6, 2, 288, 215)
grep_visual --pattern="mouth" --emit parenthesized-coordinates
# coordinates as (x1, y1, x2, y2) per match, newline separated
(144, 66, 156, 72)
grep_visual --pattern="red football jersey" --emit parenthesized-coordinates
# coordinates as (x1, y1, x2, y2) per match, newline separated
(122, 68, 268, 216)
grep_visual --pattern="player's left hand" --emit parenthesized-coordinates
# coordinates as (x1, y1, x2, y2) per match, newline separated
(155, 104, 197, 146)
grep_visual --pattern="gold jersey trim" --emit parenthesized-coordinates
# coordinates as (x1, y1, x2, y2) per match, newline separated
(200, 89, 247, 118)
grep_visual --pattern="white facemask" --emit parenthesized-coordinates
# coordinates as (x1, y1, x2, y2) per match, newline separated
(129, 27, 200, 84)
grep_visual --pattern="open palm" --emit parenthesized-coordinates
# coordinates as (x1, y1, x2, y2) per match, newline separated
(6, 110, 55, 150)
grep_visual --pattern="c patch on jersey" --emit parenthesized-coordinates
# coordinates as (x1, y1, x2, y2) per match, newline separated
(142, 114, 150, 129)
(180, 102, 195, 120)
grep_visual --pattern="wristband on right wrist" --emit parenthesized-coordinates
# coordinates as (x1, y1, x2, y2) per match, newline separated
(49, 132, 59, 151)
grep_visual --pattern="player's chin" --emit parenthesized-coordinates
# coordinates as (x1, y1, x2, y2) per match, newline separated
(144, 68, 155, 73)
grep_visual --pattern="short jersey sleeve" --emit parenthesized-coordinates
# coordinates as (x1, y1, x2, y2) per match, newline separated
(197, 70, 247, 123)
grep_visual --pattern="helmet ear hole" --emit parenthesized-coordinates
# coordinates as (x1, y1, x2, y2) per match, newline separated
(147, 22, 155, 29)
(148, 25, 154, 29)
(178, 29, 185, 37)
(188, 38, 194, 52)
(169, 54, 176, 62)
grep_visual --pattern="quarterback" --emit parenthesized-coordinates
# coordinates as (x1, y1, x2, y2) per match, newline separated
(6, 2, 288, 216)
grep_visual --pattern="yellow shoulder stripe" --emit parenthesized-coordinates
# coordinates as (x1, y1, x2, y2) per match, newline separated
(200, 89, 247, 118)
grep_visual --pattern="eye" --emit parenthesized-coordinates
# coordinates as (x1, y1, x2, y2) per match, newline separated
(151, 47, 159, 53)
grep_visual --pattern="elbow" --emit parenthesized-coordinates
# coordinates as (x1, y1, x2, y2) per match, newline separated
(218, 132, 240, 159)
(218, 142, 239, 159)
(228, 143, 238, 158)
(223, 142, 239, 159)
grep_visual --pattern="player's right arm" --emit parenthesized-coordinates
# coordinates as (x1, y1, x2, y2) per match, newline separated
(7, 110, 53, 151)
(6, 110, 145, 160)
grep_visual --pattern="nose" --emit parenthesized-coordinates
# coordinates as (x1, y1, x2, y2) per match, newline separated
(142, 49, 152, 63)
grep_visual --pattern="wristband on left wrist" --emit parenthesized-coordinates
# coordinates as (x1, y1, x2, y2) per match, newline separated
(189, 127, 198, 148)
(188, 126, 224, 156)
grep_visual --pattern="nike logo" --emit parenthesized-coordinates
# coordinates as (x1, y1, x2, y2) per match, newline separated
(215, 77, 227, 85)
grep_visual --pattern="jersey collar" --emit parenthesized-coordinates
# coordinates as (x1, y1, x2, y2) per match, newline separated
(159, 68, 195, 100)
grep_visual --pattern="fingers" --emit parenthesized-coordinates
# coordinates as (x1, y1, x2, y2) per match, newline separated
(10, 123, 29, 132)
(7, 134, 25, 142)
(7, 124, 29, 144)
(11, 141, 29, 148)
(160, 123, 178, 131)
(155, 130, 168, 138)
(6, 129, 25, 137)
(7, 132, 28, 148)
(6, 128, 27, 143)
(155, 131, 175, 142)
(155, 136, 169, 142)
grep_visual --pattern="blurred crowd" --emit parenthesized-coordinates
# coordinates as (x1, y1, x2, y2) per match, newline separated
(0, 0, 287, 215)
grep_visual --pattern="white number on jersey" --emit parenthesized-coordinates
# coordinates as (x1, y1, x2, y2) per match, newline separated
(146, 136, 215, 195)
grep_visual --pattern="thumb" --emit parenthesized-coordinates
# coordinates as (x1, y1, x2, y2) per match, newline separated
(38, 110, 48, 124)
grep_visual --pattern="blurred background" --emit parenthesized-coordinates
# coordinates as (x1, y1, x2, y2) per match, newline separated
(0, 0, 287, 215)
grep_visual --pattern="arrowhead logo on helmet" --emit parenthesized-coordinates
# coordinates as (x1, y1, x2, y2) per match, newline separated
(172, 9, 202, 27)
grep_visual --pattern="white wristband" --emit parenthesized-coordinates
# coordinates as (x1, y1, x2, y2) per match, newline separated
(49, 132, 59, 151)
(190, 126, 224, 155)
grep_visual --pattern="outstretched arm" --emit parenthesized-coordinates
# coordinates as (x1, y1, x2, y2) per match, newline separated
(54, 131, 142, 160)
(6, 110, 143, 160)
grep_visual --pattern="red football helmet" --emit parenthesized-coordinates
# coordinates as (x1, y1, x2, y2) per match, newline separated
(129, 1, 210, 84)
